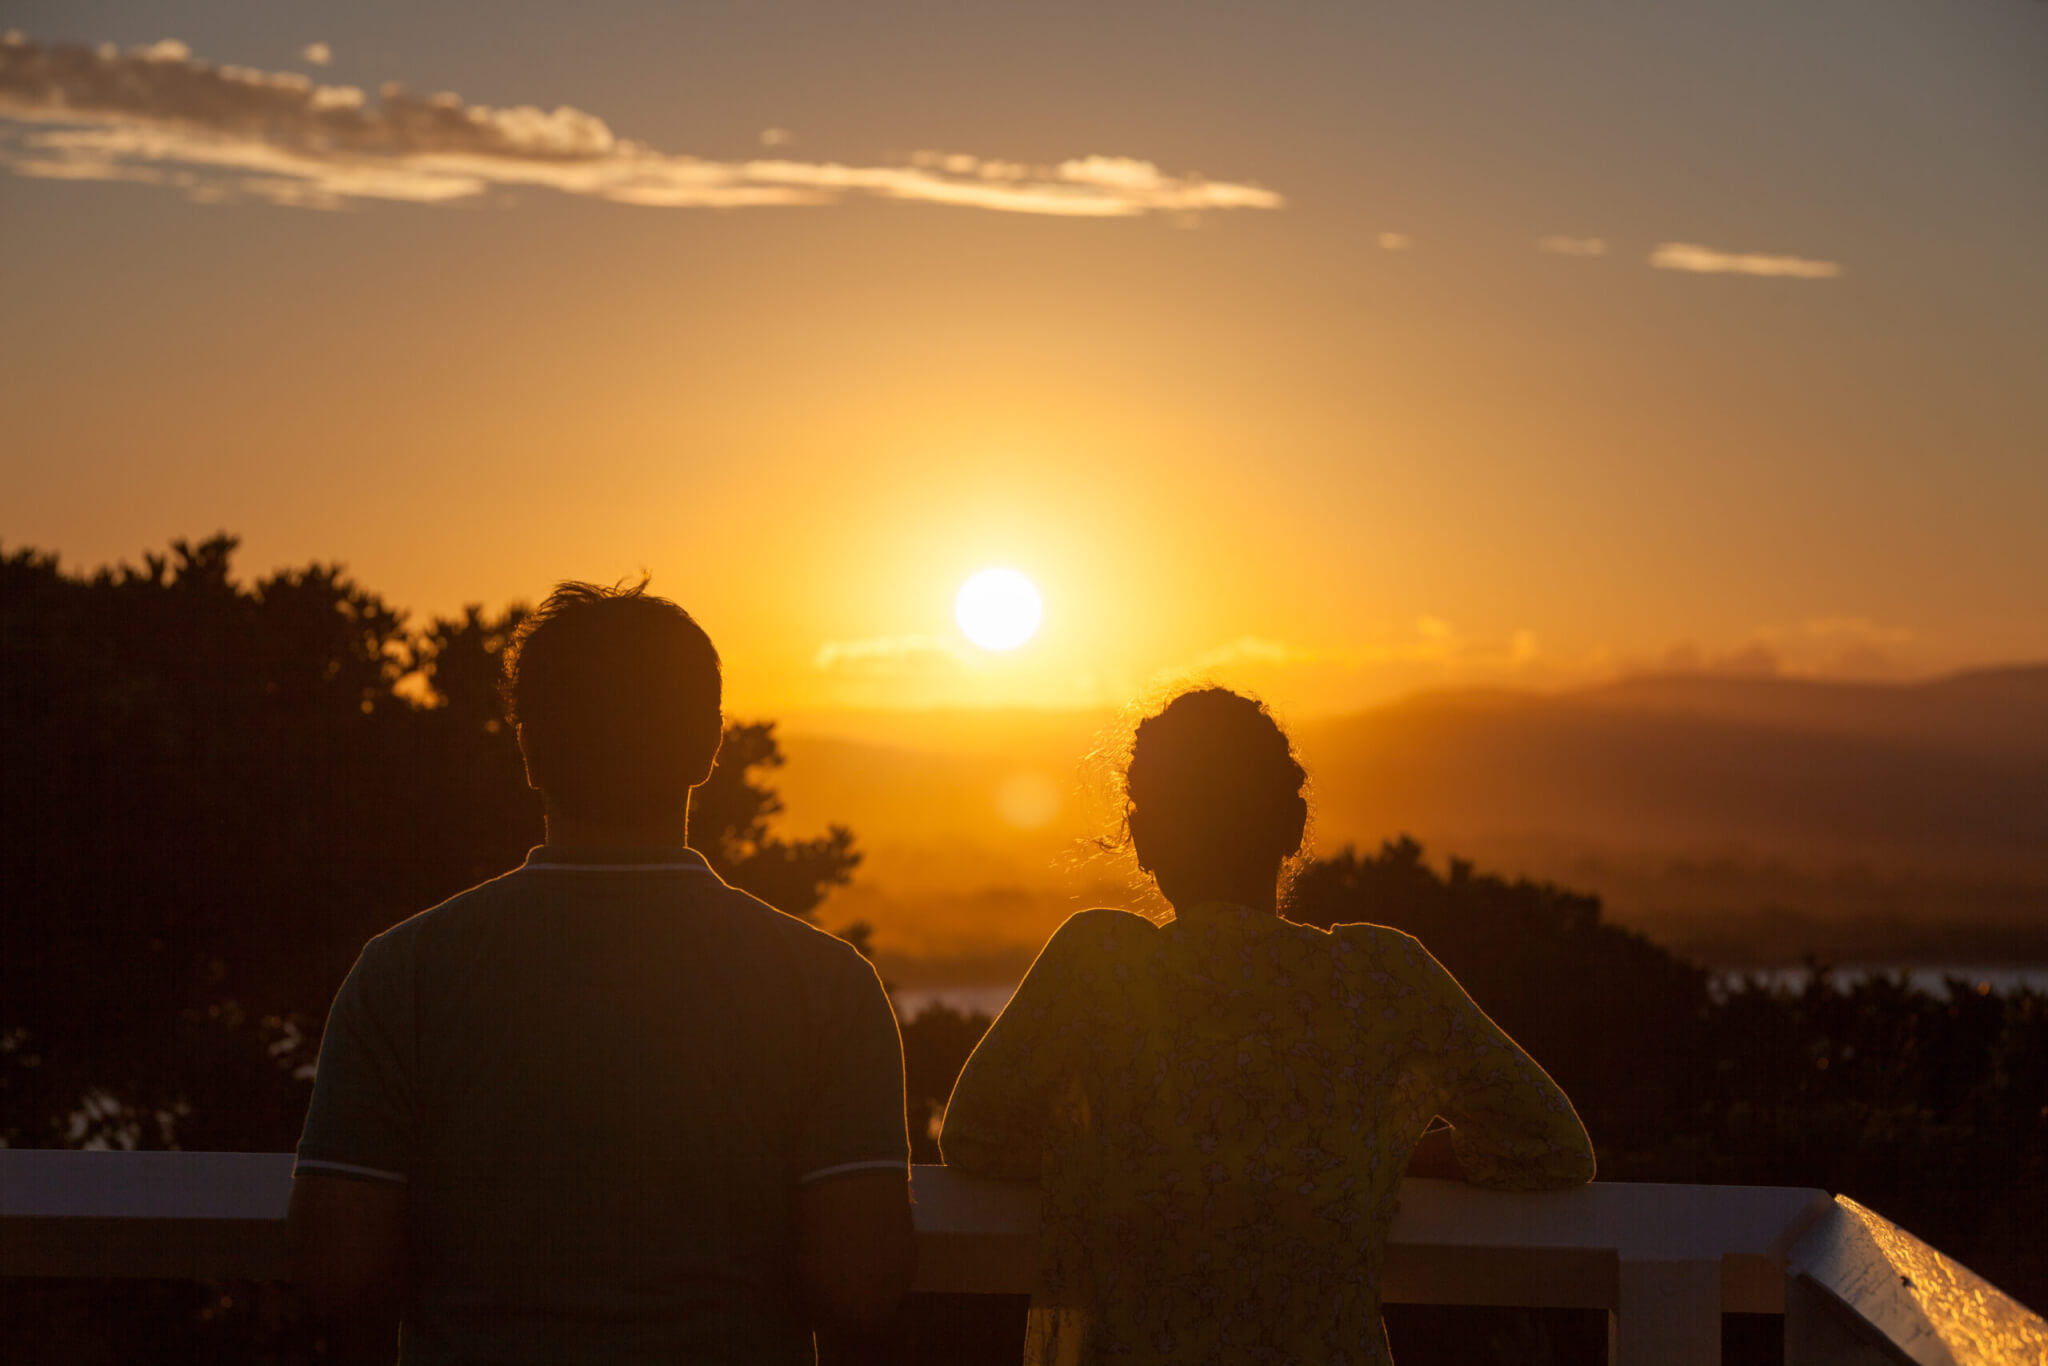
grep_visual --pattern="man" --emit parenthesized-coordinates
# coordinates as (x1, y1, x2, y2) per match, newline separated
(290, 581, 915, 1362)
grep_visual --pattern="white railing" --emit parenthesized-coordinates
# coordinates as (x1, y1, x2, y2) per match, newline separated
(2, 1151, 2042, 1364)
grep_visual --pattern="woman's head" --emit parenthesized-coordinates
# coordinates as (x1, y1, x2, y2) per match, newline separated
(1122, 687, 1309, 907)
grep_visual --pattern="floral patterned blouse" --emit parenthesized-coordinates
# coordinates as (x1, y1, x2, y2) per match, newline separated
(938, 904, 1596, 1366)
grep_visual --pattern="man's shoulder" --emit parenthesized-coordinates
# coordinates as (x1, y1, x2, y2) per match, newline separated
(715, 879, 874, 970)
(361, 863, 533, 953)
(357, 859, 873, 990)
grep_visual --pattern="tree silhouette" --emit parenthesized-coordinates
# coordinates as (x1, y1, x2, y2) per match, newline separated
(0, 536, 866, 1152)
(689, 720, 862, 928)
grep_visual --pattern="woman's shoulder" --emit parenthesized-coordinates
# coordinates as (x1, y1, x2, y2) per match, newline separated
(1310, 919, 1442, 978)
(1005, 909, 1156, 1011)
(1022, 907, 1157, 977)
(1049, 906, 1159, 951)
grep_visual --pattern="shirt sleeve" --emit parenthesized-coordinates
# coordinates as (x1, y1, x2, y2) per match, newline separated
(296, 933, 417, 1186)
(938, 911, 1109, 1180)
(798, 944, 911, 1185)
(1390, 933, 1598, 1191)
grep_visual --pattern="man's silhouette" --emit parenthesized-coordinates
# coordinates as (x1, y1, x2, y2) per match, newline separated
(289, 581, 915, 1362)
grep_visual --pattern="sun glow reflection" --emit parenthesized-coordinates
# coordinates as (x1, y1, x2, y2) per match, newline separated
(955, 568, 1043, 651)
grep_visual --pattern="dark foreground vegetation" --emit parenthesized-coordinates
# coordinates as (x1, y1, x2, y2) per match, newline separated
(4, 538, 2043, 1362)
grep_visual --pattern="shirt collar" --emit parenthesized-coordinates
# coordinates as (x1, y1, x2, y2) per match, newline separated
(518, 845, 715, 874)
(1168, 900, 1282, 931)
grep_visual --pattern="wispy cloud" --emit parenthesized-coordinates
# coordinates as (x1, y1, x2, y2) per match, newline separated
(1649, 242, 1842, 279)
(1187, 636, 1329, 671)
(1186, 618, 1541, 676)
(1659, 617, 1916, 680)
(1765, 616, 1915, 677)
(1537, 235, 1606, 257)
(1375, 231, 1411, 250)
(0, 34, 1284, 217)
(813, 635, 973, 675)
(301, 41, 331, 68)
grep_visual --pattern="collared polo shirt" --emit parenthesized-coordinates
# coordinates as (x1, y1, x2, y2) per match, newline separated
(296, 845, 909, 1365)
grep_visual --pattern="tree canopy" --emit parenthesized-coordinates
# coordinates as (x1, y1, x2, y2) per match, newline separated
(1, 536, 860, 1150)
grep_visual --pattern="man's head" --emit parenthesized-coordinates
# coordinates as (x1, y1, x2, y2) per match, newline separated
(502, 580, 722, 826)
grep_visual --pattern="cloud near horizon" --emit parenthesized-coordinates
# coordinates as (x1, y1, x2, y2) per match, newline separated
(1649, 242, 1842, 279)
(1184, 619, 1541, 678)
(813, 635, 975, 675)
(1537, 235, 1607, 257)
(1655, 616, 1918, 681)
(0, 34, 1285, 217)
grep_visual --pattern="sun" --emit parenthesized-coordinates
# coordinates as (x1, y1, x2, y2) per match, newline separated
(955, 568, 1043, 651)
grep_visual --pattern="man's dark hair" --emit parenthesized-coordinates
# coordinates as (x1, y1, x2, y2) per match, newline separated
(502, 579, 722, 824)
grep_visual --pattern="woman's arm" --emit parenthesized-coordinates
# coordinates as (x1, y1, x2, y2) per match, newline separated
(1395, 936, 1597, 1190)
(937, 910, 1117, 1179)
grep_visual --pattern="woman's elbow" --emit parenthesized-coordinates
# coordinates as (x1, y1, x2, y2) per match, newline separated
(1455, 1134, 1598, 1191)
(1520, 1138, 1598, 1189)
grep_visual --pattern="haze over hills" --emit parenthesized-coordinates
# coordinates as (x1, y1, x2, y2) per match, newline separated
(772, 666, 2048, 981)
(1302, 664, 2048, 880)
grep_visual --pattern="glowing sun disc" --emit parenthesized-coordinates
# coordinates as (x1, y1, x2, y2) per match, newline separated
(955, 568, 1042, 651)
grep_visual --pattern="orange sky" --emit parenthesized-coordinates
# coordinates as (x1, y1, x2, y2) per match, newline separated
(4, 3, 2045, 719)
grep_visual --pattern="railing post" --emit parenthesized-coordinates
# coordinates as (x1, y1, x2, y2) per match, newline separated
(1611, 1256, 1720, 1366)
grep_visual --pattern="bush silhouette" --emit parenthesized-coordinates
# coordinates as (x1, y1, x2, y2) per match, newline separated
(1, 536, 863, 1152)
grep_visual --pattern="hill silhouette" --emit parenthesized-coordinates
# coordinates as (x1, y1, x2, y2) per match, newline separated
(1301, 665, 2048, 879)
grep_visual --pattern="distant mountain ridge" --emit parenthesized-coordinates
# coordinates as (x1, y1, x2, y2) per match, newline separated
(1299, 664, 2048, 881)
(1567, 664, 2048, 759)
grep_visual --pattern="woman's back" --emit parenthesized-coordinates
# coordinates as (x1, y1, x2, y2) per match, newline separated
(941, 903, 1594, 1366)
(940, 688, 1593, 1364)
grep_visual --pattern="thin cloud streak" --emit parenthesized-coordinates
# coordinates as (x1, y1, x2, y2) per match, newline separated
(1649, 242, 1842, 279)
(0, 34, 1284, 217)
(1185, 619, 1541, 676)
(1538, 235, 1607, 256)
(813, 635, 974, 674)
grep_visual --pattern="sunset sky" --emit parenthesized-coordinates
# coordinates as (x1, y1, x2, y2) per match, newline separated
(5, 0, 2045, 719)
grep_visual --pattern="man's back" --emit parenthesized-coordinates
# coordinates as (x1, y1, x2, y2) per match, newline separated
(297, 848, 909, 1364)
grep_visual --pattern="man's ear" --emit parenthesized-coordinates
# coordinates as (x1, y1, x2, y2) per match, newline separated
(683, 717, 724, 789)
(516, 723, 540, 792)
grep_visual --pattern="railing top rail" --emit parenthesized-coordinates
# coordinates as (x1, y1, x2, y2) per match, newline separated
(0, 1150, 1829, 1255)
(2, 1150, 1827, 1301)
(2, 1150, 294, 1221)
(8, 1151, 2040, 1363)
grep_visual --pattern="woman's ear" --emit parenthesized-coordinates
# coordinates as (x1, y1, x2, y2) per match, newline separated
(1280, 792, 1308, 857)
(1126, 805, 1154, 875)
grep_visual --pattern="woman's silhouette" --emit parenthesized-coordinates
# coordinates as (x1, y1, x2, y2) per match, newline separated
(940, 687, 1595, 1365)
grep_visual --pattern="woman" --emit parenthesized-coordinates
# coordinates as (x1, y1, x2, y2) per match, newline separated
(939, 687, 1595, 1365)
